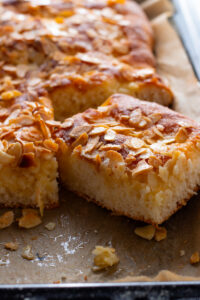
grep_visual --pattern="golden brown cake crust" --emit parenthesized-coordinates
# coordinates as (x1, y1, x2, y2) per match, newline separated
(56, 93, 200, 175)
(0, 0, 173, 112)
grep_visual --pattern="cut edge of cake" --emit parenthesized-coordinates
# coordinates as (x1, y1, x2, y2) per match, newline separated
(55, 94, 200, 224)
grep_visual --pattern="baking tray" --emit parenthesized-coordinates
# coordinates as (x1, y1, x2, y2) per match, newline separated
(1, 0, 200, 299)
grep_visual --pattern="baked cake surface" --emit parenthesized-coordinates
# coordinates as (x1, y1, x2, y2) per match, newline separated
(55, 94, 200, 224)
(0, 77, 58, 213)
(0, 0, 173, 120)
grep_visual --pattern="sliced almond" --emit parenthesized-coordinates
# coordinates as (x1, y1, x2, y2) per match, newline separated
(0, 211, 14, 229)
(7, 142, 22, 163)
(100, 144, 121, 151)
(155, 227, 167, 241)
(70, 125, 91, 138)
(90, 126, 107, 136)
(1, 90, 22, 100)
(175, 127, 188, 143)
(22, 245, 34, 260)
(134, 225, 155, 240)
(71, 132, 88, 149)
(84, 136, 99, 153)
(149, 113, 162, 124)
(62, 118, 74, 129)
(129, 108, 142, 126)
(148, 156, 162, 168)
(104, 129, 116, 142)
(43, 139, 59, 152)
(105, 150, 124, 163)
(132, 160, 153, 176)
(125, 137, 144, 149)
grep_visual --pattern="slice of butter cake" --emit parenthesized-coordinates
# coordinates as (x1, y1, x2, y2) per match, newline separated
(55, 94, 200, 224)
(0, 83, 58, 212)
(0, 0, 173, 120)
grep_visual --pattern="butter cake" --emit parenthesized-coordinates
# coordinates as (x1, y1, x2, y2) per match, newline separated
(0, 78, 58, 212)
(55, 94, 200, 224)
(0, 0, 173, 121)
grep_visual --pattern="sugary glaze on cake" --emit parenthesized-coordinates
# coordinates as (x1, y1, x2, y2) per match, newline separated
(55, 94, 200, 224)
(0, 0, 173, 120)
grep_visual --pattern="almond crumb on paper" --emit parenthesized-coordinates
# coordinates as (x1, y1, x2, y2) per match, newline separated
(154, 227, 167, 242)
(22, 245, 34, 260)
(4, 242, 18, 251)
(190, 252, 200, 265)
(18, 209, 42, 229)
(92, 246, 119, 271)
(134, 225, 155, 240)
(45, 222, 56, 231)
(0, 211, 14, 229)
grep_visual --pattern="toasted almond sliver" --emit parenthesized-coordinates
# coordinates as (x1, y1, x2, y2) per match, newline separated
(7, 142, 22, 162)
(134, 225, 156, 240)
(100, 144, 121, 151)
(1, 90, 22, 100)
(106, 150, 124, 163)
(0, 211, 14, 229)
(129, 108, 142, 126)
(125, 154, 136, 164)
(149, 113, 162, 124)
(148, 155, 162, 168)
(22, 245, 34, 260)
(130, 137, 144, 149)
(71, 132, 88, 148)
(190, 252, 200, 265)
(4, 242, 18, 251)
(138, 118, 147, 128)
(70, 125, 92, 138)
(84, 136, 99, 153)
(90, 126, 107, 136)
(132, 160, 153, 176)
(154, 227, 167, 241)
(92, 246, 119, 271)
(43, 139, 59, 152)
(152, 126, 164, 138)
(62, 118, 74, 129)
(175, 127, 188, 143)
(104, 129, 116, 142)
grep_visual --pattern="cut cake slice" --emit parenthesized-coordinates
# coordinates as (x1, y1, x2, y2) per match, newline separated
(0, 84, 58, 213)
(0, 0, 173, 120)
(55, 94, 200, 224)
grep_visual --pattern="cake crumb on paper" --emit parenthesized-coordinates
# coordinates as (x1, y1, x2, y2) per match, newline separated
(190, 252, 200, 265)
(0, 211, 14, 229)
(4, 242, 18, 251)
(45, 222, 56, 231)
(18, 209, 42, 229)
(180, 250, 185, 257)
(92, 246, 119, 271)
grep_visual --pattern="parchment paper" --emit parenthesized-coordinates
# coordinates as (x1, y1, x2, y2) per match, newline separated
(1, 0, 200, 284)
